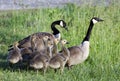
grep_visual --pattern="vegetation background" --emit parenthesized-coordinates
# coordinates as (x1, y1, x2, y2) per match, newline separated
(0, 1, 120, 81)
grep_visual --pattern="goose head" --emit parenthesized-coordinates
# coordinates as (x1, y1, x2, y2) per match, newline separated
(59, 20, 68, 31)
(51, 20, 68, 31)
(91, 17, 104, 24)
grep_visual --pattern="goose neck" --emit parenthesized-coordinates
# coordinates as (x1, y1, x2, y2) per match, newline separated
(62, 46, 70, 57)
(82, 21, 94, 43)
(51, 23, 60, 36)
(47, 47, 52, 58)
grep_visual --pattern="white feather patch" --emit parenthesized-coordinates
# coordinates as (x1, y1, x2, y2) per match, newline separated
(92, 19, 98, 24)
(60, 21, 63, 27)
(54, 33, 61, 39)
(81, 41, 90, 60)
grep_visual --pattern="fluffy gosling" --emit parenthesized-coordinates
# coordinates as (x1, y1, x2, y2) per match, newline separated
(49, 39, 70, 73)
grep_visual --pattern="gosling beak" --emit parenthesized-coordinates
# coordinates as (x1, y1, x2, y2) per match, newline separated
(97, 18, 104, 22)
(66, 42, 69, 44)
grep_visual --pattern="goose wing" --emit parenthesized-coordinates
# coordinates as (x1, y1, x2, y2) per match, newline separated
(8, 32, 55, 51)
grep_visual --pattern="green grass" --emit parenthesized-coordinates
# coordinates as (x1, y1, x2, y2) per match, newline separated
(0, 3, 120, 81)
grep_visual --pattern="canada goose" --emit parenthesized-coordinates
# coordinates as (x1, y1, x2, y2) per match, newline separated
(66, 17, 103, 68)
(8, 20, 67, 51)
(49, 39, 70, 73)
(7, 42, 22, 65)
(29, 36, 54, 74)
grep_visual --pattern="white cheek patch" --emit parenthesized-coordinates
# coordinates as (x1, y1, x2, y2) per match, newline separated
(60, 21, 63, 27)
(92, 19, 98, 24)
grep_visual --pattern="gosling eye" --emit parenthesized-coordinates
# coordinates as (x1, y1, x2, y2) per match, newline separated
(48, 38, 51, 41)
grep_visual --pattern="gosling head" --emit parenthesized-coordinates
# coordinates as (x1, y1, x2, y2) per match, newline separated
(47, 38, 54, 49)
(13, 42, 19, 47)
(54, 38, 60, 45)
(61, 39, 69, 45)
(43, 36, 54, 48)
(91, 17, 104, 24)
(30, 35, 37, 42)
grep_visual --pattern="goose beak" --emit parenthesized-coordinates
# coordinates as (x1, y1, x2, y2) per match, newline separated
(98, 18, 104, 22)
(65, 27, 68, 31)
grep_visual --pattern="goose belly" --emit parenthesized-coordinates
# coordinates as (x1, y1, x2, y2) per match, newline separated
(69, 53, 84, 65)
(68, 41, 90, 66)
(69, 52, 89, 65)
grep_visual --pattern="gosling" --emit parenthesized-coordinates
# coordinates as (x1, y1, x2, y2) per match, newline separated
(7, 42, 22, 66)
(49, 39, 70, 73)
(29, 36, 54, 74)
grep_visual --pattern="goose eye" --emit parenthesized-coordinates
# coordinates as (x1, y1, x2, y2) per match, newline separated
(48, 38, 51, 41)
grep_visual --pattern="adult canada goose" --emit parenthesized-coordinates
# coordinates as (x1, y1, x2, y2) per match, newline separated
(49, 39, 70, 73)
(8, 20, 67, 51)
(66, 17, 103, 68)
(29, 36, 54, 74)
(7, 42, 22, 65)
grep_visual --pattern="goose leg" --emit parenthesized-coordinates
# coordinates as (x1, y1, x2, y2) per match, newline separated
(43, 61, 48, 75)
(36, 69, 39, 76)
(54, 69, 57, 73)
(66, 60, 72, 70)
(59, 60, 64, 73)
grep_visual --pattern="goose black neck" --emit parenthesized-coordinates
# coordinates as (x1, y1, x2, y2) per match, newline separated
(51, 21, 60, 35)
(82, 21, 94, 43)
